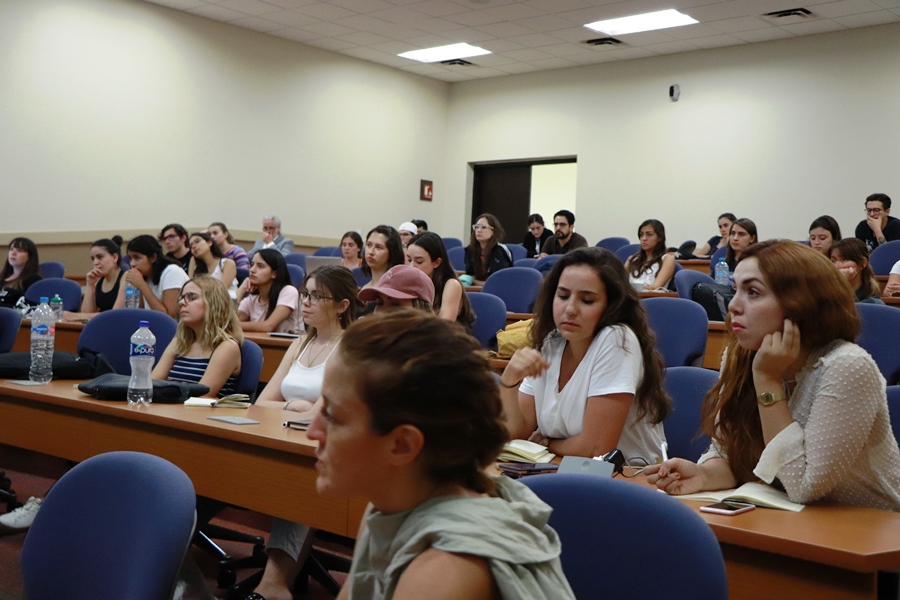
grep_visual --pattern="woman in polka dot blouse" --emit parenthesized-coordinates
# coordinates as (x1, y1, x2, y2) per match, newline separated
(646, 240, 900, 511)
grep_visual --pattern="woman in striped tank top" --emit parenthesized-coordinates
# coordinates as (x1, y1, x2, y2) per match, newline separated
(151, 275, 243, 398)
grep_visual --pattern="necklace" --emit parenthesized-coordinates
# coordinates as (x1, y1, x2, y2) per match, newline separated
(304, 331, 342, 367)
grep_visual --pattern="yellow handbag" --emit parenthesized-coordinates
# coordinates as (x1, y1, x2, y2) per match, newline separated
(495, 318, 533, 359)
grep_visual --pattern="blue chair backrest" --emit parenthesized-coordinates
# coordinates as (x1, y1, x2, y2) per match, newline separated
(515, 257, 538, 269)
(120, 255, 131, 271)
(482, 267, 544, 313)
(39, 261, 65, 279)
(351, 267, 370, 288)
(21, 451, 196, 600)
(235, 267, 250, 286)
(667, 262, 683, 292)
(663, 367, 719, 461)
(313, 246, 340, 257)
(447, 246, 466, 271)
(77, 309, 177, 375)
(596, 237, 630, 252)
(235, 340, 263, 398)
(286, 264, 306, 289)
(533, 253, 562, 275)
(467, 292, 508, 349)
(522, 473, 727, 600)
(887, 386, 900, 445)
(506, 243, 527, 261)
(856, 302, 900, 385)
(708, 246, 728, 276)
(870, 240, 900, 276)
(0, 306, 23, 353)
(643, 297, 707, 367)
(615, 243, 640, 264)
(24, 278, 83, 311)
(442, 237, 463, 250)
(284, 252, 308, 272)
(674, 268, 716, 301)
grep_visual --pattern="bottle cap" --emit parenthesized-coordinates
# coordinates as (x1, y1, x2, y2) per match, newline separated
(139, 320, 150, 327)
(40, 297, 49, 303)
(52, 294, 61, 300)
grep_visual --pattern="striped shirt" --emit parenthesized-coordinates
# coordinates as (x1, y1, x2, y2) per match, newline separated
(169, 355, 237, 398)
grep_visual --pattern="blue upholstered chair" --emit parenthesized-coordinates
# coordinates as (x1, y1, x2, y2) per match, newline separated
(642, 297, 708, 367)
(663, 366, 718, 461)
(286, 264, 306, 289)
(533, 253, 562, 275)
(447, 246, 466, 271)
(856, 302, 900, 385)
(869, 240, 900, 276)
(313, 246, 341, 257)
(442, 237, 463, 250)
(667, 261, 683, 292)
(522, 473, 728, 600)
(482, 267, 543, 313)
(235, 340, 263, 398)
(886, 386, 900, 445)
(235, 267, 250, 286)
(515, 257, 538, 269)
(39, 261, 65, 279)
(708, 246, 728, 276)
(674, 268, 717, 301)
(615, 243, 640, 264)
(284, 252, 308, 273)
(20, 451, 196, 600)
(467, 292, 507, 349)
(0, 307, 23, 353)
(506, 243, 527, 261)
(77, 309, 177, 375)
(24, 278, 83, 311)
(595, 236, 630, 252)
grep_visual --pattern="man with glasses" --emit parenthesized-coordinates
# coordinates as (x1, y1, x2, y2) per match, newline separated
(539, 210, 588, 257)
(855, 193, 900, 252)
(158, 223, 192, 272)
(250, 215, 295, 256)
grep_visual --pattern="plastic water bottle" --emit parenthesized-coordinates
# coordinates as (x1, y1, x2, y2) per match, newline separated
(714, 257, 730, 286)
(49, 294, 64, 321)
(29, 297, 56, 384)
(124, 282, 141, 309)
(127, 320, 156, 406)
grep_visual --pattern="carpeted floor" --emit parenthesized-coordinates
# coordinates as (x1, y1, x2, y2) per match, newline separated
(0, 447, 348, 600)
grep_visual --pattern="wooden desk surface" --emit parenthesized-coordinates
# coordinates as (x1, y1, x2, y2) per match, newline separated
(677, 259, 711, 273)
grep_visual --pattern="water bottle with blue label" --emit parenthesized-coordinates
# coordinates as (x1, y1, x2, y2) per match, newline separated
(29, 297, 56, 384)
(127, 320, 156, 405)
(714, 257, 730, 286)
(124, 282, 141, 309)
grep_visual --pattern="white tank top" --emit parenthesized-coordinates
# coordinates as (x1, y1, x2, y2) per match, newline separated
(280, 338, 341, 402)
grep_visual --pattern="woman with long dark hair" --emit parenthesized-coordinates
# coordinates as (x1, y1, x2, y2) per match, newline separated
(499, 247, 669, 462)
(339, 231, 364, 270)
(236, 249, 301, 333)
(406, 232, 474, 327)
(625, 219, 676, 290)
(724, 218, 758, 271)
(359, 225, 404, 289)
(208, 221, 249, 269)
(828, 238, 884, 304)
(64, 237, 123, 321)
(114, 235, 188, 317)
(695, 213, 736, 258)
(188, 231, 238, 299)
(0, 238, 42, 309)
(465, 213, 512, 283)
(808, 215, 842, 255)
(522, 213, 553, 259)
(647, 241, 900, 511)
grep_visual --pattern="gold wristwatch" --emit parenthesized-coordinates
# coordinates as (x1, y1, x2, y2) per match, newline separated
(757, 391, 787, 406)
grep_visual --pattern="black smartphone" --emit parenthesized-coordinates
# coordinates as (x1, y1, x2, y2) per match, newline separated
(498, 462, 559, 473)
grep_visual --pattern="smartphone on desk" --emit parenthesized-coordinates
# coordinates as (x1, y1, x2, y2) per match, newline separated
(269, 332, 300, 339)
(700, 501, 755, 516)
(498, 463, 558, 479)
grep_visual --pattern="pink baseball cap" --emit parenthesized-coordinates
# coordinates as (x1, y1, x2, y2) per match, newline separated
(358, 265, 435, 304)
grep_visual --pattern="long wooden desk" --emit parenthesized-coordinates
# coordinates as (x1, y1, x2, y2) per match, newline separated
(3, 381, 900, 598)
(0, 379, 366, 537)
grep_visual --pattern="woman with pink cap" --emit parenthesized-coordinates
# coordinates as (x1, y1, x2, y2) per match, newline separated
(358, 264, 435, 313)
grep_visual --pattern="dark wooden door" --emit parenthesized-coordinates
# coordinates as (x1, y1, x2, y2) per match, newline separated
(472, 164, 532, 244)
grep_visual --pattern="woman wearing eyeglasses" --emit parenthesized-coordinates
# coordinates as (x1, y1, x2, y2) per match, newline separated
(465, 213, 513, 283)
(151, 276, 242, 398)
(248, 266, 362, 600)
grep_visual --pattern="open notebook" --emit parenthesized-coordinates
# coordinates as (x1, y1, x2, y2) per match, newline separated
(184, 394, 251, 409)
(676, 482, 804, 512)
(497, 439, 556, 463)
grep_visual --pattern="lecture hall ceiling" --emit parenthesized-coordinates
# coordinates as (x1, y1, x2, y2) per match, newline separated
(143, 0, 900, 81)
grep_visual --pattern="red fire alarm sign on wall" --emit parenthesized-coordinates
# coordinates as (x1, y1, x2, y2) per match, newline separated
(420, 180, 433, 201)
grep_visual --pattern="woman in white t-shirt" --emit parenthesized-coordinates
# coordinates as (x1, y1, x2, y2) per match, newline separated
(883, 258, 900, 296)
(113, 235, 189, 318)
(499, 247, 670, 464)
(236, 249, 300, 333)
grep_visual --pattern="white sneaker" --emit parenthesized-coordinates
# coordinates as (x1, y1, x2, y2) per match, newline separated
(0, 497, 42, 533)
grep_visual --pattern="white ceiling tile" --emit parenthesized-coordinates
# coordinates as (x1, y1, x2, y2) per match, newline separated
(414, 17, 471, 33)
(689, 34, 746, 48)
(370, 40, 421, 53)
(292, 3, 358, 20)
(499, 47, 556, 61)
(215, 0, 276, 16)
(528, 57, 580, 69)
(403, 34, 456, 47)
(617, 30, 676, 44)
(493, 62, 546, 74)
(706, 16, 771, 33)
(474, 21, 535, 37)
(145, 0, 206, 10)
(430, 71, 477, 82)
(779, 19, 849, 35)
(186, 4, 248, 21)
(514, 14, 577, 32)
(259, 9, 320, 27)
(642, 40, 702, 54)
(556, 7, 621, 26)
(399, 63, 454, 76)
(441, 28, 496, 43)
(505, 32, 564, 47)
(833, 9, 900, 25)
(477, 38, 527, 52)
(468, 66, 517, 78)
(547, 26, 600, 43)
(367, 7, 432, 25)
(607, 46, 659, 59)
(327, 0, 394, 11)
(299, 21, 358, 36)
(229, 15, 284, 30)
(730, 27, 796, 42)
(303, 36, 359, 50)
(470, 53, 521, 66)
(874, 0, 900, 7)
(268, 27, 325, 41)
(408, 0, 471, 17)
(539, 42, 592, 57)
(814, 0, 884, 18)
(565, 52, 621, 65)
(259, 0, 318, 7)
(524, 0, 593, 12)
(334, 30, 393, 45)
(665, 23, 734, 40)
(685, 2, 755, 22)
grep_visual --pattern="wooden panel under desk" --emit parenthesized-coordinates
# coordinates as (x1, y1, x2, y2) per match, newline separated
(677, 259, 711, 273)
(14, 320, 82, 354)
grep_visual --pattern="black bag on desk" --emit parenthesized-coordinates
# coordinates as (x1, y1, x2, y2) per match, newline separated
(77, 373, 210, 404)
(0, 349, 115, 380)
(692, 282, 735, 321)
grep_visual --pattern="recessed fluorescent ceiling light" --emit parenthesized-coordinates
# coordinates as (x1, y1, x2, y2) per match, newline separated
(399, 43, 491, 63)
(585, 9, 698, 36)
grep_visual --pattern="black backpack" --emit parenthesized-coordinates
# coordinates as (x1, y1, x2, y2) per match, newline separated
(691, 282, 734, 321)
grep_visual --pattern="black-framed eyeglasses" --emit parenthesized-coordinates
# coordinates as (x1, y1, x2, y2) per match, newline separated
(161, 234, 180, 241)
(553, 222, 568, 228)
(865, 208, 884, 215)
(177, 292, 201, 304)
(300, 291, 333, 304)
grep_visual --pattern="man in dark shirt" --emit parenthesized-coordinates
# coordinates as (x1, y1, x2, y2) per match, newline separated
(540, 210, 588, 256)
(158, 223, 192, 272)
(855, 193, 900, 252)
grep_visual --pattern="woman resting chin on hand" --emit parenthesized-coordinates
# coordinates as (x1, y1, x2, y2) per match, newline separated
(646, 241, 900, 512)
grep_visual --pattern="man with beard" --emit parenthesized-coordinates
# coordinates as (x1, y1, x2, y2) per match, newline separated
(539, 210, 588, 256)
